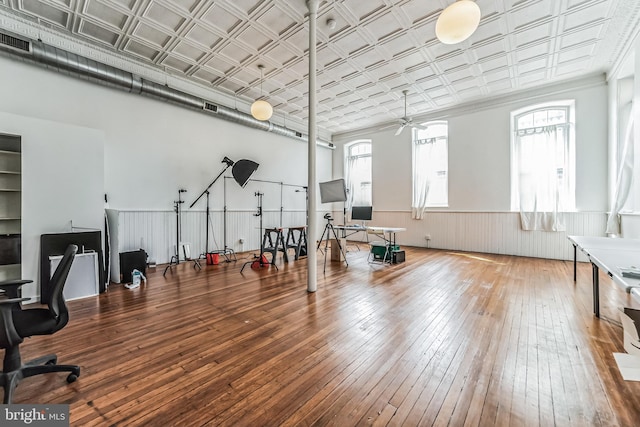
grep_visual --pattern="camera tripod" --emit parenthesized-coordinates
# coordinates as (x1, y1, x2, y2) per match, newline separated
(317, 213, 348, 274)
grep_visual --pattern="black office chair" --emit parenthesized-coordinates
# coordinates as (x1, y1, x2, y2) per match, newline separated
(0, 244, 80, 403)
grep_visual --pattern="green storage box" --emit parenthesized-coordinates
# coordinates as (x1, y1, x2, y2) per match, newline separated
(370, 243, 399, 261)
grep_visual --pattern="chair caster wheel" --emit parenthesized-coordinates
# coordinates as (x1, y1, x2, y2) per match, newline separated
(67, 374, 78, 383)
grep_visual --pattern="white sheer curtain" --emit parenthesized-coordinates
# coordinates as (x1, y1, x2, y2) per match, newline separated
(516, 125, 569, 231)
(345, 154, 371, 211)
(412, 138, 435, 220)
(606, 106, 635, 235)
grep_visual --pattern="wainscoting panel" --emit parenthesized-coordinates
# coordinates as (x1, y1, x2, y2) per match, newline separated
(335, 211, 607, 261)
(108, 209, 606, 281)
(108, 209, 308, 280)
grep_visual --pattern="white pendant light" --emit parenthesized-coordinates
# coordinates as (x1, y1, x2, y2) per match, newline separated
(436, 0, 481, 45)
(251, 65, 273, 121)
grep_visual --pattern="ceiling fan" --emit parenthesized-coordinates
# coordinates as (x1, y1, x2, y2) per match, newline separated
(380, 90, 426, 136)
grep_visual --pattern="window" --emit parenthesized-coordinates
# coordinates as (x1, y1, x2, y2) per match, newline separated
(344, 140, 372, 208)
(511, 101, 575, 230)
(412, 121, 448, 218)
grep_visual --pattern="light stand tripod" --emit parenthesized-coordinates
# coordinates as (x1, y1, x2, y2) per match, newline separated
(163, 189, 186, 276)
(317, 213, 348, 274)
(241, 192, 278, 273)
(190, 157, 235, 261)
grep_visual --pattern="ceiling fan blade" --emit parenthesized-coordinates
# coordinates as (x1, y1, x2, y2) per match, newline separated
(410, 123, 427, 130)
(378, 123, 399, 131)
(395, 125, 406, 136)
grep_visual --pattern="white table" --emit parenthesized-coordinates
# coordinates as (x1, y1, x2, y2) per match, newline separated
(568, 236, 640, 317)
(50, 251, 99, 301)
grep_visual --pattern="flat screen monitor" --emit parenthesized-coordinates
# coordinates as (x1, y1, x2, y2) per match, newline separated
(319, 179, 347, 203)
(351, 206, 373, 221)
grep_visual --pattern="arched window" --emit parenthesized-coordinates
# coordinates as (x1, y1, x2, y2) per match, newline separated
(412, 121, 448, 219)
(344, 140, 372, 208)
(511, 101, 575, 230)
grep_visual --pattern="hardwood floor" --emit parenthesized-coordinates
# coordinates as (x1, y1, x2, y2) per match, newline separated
(11, 245, 640, 426)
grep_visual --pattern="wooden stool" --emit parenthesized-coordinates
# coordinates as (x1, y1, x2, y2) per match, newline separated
(262, 227, 288, 265)
(285, 226, 308, 261)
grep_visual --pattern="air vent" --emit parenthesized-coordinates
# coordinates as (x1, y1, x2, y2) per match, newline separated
(0, 33, 30, 53)
(203, 102, 217, 113)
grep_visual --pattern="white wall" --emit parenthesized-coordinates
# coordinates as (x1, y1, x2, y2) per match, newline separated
(0, 55, 332, 281)
(0, 112, 104, 299)
(334, 76, 608, 213)
(331, 76, 609, 258)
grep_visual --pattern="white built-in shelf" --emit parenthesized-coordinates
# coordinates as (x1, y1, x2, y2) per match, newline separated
(0, 217, 20, 221)
(0, 189, 20, 192)
(0, 150, 19, 156)
(0, 170, 20, 175)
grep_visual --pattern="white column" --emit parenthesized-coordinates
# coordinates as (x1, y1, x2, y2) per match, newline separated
(306, 0, 319, 293)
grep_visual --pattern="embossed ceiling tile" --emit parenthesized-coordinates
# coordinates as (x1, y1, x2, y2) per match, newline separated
(363, 11, 404, 41)
(558, 43, 596, 63)
(201, 4, 242, 34)
(477, 54, 509, 73)
(433, 95, 455, 107)
(262, 44, 298, 67)
(397, 0, 440, 24)
(353, 48, 386, 69)
(20, 0, 70, 28)
(144, 1, 186, 32)
(445, 67, 475, 85)
(204, 56, 236, 75)
(380, 75, 411, 92)
(341, 0, 387, 22)
(284, 59, 309, 79)
(416, 77, 445, 91)
(482, 67, 510, 83)
(78, 19, 119, 46)
(471, 39, 509, 62)
(555, 57, 593, 76)
(317, 46, 342, 69)
(560, 24, 603, 49)
(409, 20, 438, 45)
(235, 25, 273, 51)
(332, 30, 370, 56)
(435, 53, 473, 73)
(185, 25, 221, 49)
(267, 69, 297, 88)
(161, 55, 193, 73)
(457, 86, 484, 99)
(562, 2, 609, 32)
(518, 70, 548, 86)
(282, 27, 309, 53)
(106, 0, 136, 10)
(485, 78, 513, 92)
(192, 67, 222, 85)
(515, 41, 552, 63)
(218, 41, 253, 64)
(170, 0, 201, 14)
(225, 0, 265, 16)
(390, 51, 426, 72)
(513, 22, 553, 48)
(217, 79, 246, 94)
(254, 4, 298, 36)
(379, 34, 417, 58)
(133, 22, 171, 47)
(517, 56, 548, 74)
(405, 64, 434, 81)
(85, 0, 128, 29)
(509, 0, 554, 31)
(124, 39, 159, 61)
(172, 40, 207, 62)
